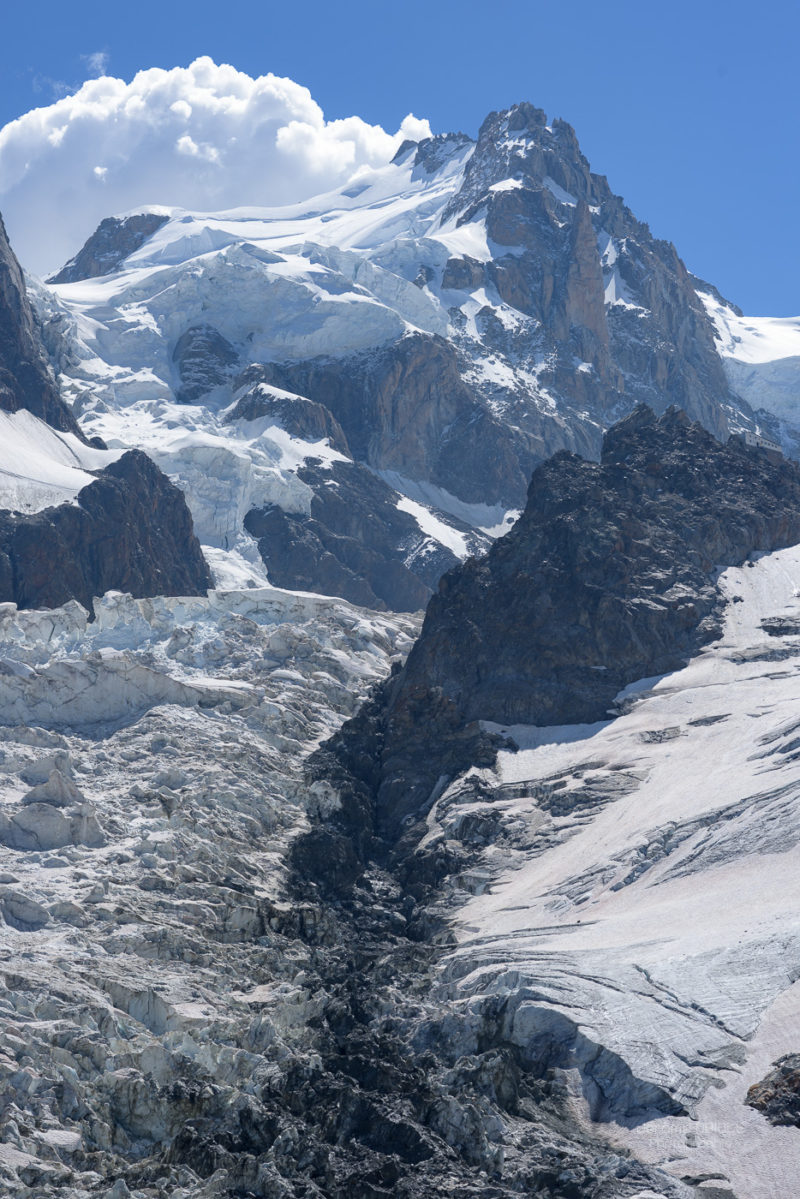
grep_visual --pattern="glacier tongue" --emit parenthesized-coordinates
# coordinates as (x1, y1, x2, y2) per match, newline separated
(425, 543, 800, 1198)
(0, 583, 418, 1195)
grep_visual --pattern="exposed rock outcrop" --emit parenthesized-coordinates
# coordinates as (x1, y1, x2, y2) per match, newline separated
(50, 212, 170, 283)
(0, 450, 211, 612)
(746, 1055, 800, 1126)
(225, 371, 351, 455)
(245, 459, 484, 612)
(173, 323, 239, 404)
(322, 406, 800, 839)
(250, 334, 538, 509)
(0, 214, 84, 437)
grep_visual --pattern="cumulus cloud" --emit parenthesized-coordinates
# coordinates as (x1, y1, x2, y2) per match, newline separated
(0, 57, 432, 276)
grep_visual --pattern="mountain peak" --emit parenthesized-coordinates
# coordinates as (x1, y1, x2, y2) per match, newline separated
(443, 100, 597, 225)
(49, 211, 170, 284)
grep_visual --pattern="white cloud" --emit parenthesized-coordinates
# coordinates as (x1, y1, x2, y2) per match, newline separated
(82, 51, 110, 78)
(0, 57, 432, 276)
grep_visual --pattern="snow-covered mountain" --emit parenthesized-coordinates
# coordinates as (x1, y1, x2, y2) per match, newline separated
(1, 95, 800, 1199)
(24, 100, 786, 612)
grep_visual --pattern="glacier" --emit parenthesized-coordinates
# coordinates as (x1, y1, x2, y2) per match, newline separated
(428, 544, 800, 1198)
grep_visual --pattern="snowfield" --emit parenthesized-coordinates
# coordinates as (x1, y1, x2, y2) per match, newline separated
(700, 289, 800, 427)
(0, 410, 120, 514)
(425, 543, 800, 1199)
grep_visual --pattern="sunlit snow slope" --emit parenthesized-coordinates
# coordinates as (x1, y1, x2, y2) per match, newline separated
(0, 409, 120, 513)
(39, 144, 487, 592)
(427, 543, 800, 1199)
(701, 289, 800, 434)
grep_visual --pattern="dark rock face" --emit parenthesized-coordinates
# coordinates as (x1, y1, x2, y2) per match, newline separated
(436, 103, 747, 450)
(329, 406, 800, 837)
(0, 214, 84, 438)
(245, 459, 485, 612)
(173, 323, 239, 404)
(49, 212, 170, 283)
(249, 334, 539, 509)
(225, 370, 351, 455)
(746, 1055, 800, 1126)
(0, 450, 211, 613)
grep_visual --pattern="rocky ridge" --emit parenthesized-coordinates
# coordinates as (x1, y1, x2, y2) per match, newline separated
(0, 217, 85, 439)
(438, 104, 740, 446)
(319, 405, 800, 839)
(287, 418, 800, 1198)
(0, 450, 212, 613)
(49, 214, 170, 286)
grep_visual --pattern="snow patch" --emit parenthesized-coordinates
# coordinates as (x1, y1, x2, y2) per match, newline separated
(396, 496, 469, 559)
(543, 176, 577, 207)
(700, 290, 800, 424)
(379, 469, 518, 537)
(0, 410, 121, 514)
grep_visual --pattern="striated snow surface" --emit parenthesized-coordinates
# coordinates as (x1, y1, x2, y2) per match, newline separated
(700, 289, 800, 427)
(424, 543, 800, 1199)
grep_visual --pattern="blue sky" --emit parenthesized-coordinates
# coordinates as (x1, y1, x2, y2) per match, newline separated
(1, 0, 797, 314)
